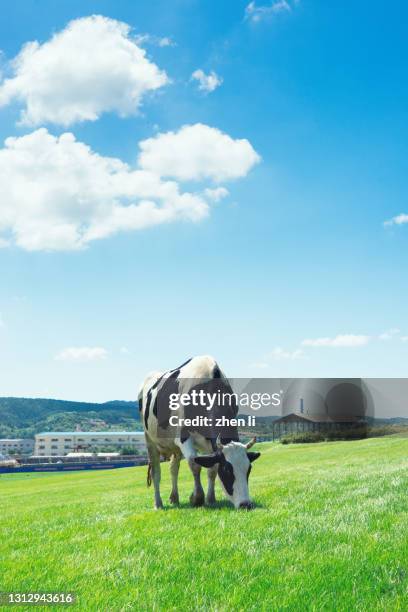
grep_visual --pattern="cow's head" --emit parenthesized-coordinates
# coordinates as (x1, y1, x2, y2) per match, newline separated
(194, 437, 260, 509)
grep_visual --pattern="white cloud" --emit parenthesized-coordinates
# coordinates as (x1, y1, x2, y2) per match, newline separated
(158, 37, 175, 47)
(0, 237, 9, 248)
(245, 0, 292, 22)
(0, 129, 206, 251)
(384, 213, 408, 227)
(379, 328, 400, 341)
(301, 334, 370, 348)
(0, 125, 258, 251)
(203, 187, 229, 202)
(401, 336, 408, 343)
(135, 34, 176, 48)
(0, 312, 4, 327)
(138, 123, 260, 182)
(55, 347, 108, 362)
(269, 346, 304, 360)
(120, 346, 130, 354)
(0, 15, 168, 126)
(191, 69, 222, 93)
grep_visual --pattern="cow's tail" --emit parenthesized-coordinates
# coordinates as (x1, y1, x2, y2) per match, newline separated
(147, 461, 152, 487)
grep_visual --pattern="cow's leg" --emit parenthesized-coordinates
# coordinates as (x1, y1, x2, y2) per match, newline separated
(206, 465, 217, 505)
(169, 453, 180, 505)
(176, 436, 205, 507)
(147, 442, 163, 509)
(188, 459, 205, 507)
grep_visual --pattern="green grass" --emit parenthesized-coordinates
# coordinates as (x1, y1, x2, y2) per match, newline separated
(1, 437, 408, 611)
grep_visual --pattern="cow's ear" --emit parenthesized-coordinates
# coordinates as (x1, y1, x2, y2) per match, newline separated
(247, 451, 261, 463)
(194, 454, 220, 467)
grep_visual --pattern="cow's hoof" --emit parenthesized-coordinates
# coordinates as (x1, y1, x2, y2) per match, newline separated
(206, 495, 216, 506)
(169, 492, 179, 505)
(154, 501, 164, 510)
(190, 492, 205, 507)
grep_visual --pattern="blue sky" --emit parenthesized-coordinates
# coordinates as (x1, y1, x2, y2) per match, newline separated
(0, 0, 408, 401)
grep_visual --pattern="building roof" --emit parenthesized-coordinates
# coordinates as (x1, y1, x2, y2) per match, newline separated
(35, 431, 144, 436)
(0, 438, 33, 442)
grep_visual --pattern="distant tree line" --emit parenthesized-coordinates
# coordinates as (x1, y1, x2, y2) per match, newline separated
(0, 397, 141, 438)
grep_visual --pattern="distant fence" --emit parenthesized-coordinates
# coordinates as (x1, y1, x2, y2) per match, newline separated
(0, 459, 147, 474)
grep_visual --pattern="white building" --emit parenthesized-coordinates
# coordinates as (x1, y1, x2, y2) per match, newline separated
(34, 431, 145, 456)
(0, 438, 34, 456)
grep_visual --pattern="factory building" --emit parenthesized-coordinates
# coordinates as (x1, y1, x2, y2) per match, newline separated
(34, 431, 146, 456)
(0, 438, 35, 456)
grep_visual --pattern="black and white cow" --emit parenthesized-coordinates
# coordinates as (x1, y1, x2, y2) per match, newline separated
(138, 355, 260, 510)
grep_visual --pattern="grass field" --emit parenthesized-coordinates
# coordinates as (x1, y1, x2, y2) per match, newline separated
(1, 437, 408, 611)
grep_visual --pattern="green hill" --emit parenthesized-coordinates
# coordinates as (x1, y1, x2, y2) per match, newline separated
(1, 436, 407, 610)
(0, 397, 140, 438)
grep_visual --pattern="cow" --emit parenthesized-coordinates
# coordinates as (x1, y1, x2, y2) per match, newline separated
(138, 355, 260, 510)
